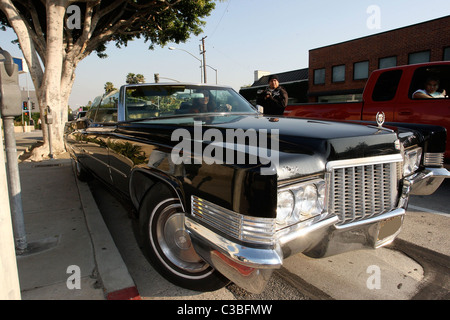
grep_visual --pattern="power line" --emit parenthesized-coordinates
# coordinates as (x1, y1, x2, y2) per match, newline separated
(208, 0, 231, 39)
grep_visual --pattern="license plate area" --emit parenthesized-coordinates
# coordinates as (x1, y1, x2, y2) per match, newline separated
(375, 215, 403, 248)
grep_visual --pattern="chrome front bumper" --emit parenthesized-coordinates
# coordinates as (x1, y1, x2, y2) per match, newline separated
(185, 166, 449, 294)
(407, 167, 450, 195)
(185, 217, 282, 294)
(186, 209, 404, 293)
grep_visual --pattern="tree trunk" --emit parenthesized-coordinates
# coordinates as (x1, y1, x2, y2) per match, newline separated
(26, 1, 71, 160)
(1, 0, 73, 160)
(42, 2, 66, 153)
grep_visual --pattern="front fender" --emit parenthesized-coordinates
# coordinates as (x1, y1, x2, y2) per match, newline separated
(129, 168, 186, 212)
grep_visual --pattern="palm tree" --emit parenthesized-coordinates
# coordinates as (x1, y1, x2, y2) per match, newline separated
(104, 82, 117, 93)
(126, 73, 146, 84)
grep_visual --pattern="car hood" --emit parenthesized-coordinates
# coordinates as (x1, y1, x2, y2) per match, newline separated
(122, 114, 401, 180)
(210, 115, 400, 180)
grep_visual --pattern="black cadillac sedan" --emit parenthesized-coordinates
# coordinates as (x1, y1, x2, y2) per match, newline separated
(64, 83, 449, 293)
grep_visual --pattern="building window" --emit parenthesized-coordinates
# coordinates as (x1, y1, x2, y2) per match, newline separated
(332, 65, 345, 82)
(379, 56, 397, 69)
(354, 61, 369, 80)
(409, 51, 430, 65)
(444, 47, 450, 61)
(314, 68, 326, 84)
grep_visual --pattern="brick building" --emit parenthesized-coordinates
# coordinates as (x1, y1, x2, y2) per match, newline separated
(309, 15, 450, 102)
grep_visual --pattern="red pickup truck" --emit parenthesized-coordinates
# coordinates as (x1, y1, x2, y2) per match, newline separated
(284, 61, 450, 163)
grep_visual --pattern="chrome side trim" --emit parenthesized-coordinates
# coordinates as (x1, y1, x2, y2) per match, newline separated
(191, 196, 277, 246)
(423, 153, 444, 167)
(109, 165, 127, 178)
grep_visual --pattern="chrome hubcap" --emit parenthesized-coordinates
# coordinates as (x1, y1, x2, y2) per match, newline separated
(156, 204, 207, 273)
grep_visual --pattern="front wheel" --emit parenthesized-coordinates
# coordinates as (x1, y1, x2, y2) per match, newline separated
(139, 183, 229, 291)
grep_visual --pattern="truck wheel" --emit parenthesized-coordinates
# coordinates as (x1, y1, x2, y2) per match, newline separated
(139, 183, 229, 291)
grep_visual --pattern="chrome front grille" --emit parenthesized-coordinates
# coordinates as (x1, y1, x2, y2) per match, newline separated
(191, 196, 276, 245)
(327, 155, 402, 226)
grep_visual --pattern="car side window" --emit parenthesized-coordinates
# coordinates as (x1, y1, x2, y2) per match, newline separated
(372, 70, 403, 102)
(95, 91, 119, 123)
(409, 65, 450, 100)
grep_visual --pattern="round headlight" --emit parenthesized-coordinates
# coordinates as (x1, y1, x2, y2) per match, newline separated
(277, 191, 294, 224)
(317, 181, 326, 211)
(298, 184, 318, 217)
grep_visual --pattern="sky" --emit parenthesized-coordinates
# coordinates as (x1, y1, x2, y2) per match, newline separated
(1, 0, 450, 110)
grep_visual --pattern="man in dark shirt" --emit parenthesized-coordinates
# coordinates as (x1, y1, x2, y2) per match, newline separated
(256, 75, 288, 115)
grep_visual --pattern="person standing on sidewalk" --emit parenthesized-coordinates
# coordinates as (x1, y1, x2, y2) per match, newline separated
(256, 75, 288, 116)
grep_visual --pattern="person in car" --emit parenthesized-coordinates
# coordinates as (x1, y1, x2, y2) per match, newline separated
(412, 77, 447, 99)
(191, 90, 232, 113)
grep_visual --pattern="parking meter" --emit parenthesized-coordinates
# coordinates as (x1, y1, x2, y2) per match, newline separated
(45, 114, 53, 124)
(45, 106, 53, 124)
(0, 49, 22, 118)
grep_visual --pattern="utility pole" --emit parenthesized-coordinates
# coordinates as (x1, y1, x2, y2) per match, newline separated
(169, 46, 203, 83)
(200, 36, 207, 84)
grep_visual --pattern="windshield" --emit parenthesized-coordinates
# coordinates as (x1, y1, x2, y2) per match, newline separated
(124, 85, 257, 121)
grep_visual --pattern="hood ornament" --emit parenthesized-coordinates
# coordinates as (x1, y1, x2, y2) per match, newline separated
(376, 111, 385, 128)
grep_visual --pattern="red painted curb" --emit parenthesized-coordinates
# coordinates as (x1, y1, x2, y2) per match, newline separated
(107, 286, 141, 300)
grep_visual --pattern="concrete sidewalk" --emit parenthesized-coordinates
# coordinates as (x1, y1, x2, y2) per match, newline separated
(10, 131, 140, 300)
(13, 129, 43, 159)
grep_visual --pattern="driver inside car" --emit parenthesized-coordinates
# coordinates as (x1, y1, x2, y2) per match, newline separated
(191, 90, 232, 113)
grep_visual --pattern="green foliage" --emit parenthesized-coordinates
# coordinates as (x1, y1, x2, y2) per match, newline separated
(14, 112, 41, 128)
(0, 1, 217, 59)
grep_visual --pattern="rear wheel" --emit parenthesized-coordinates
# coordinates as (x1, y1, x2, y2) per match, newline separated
(139, 183, 229, 291)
